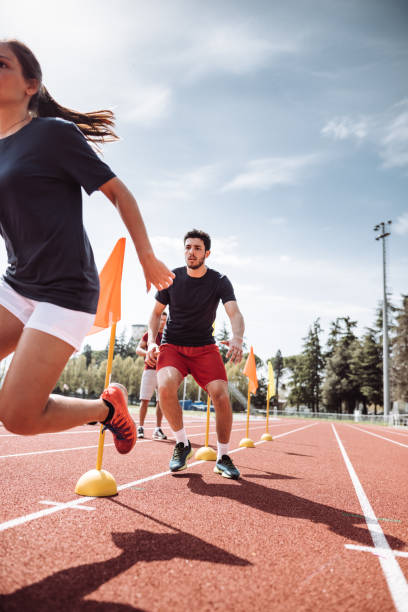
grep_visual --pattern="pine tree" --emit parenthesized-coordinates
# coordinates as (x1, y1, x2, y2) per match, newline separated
(322, 318, 359, 413)
(272, 350, 284, 408)
(285, 355, 307, 410)
(349, 331, 382, 413)
(301, 319, 325, 412)
(391, 295, 408, 401)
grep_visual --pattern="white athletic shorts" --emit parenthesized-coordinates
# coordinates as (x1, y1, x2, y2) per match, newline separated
(139, 368, 158, 401)
(0, 278, 95, 351)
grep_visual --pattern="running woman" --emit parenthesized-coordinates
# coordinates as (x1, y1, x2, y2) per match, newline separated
(0, 39, 174, 453)
(146, 229, 245, 479)
(136, 311, 168, 440)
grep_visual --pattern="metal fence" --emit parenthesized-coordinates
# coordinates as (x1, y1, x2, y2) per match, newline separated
(252, 408, 408, 427)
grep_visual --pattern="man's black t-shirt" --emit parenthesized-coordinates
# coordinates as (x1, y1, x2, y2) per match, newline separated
(0, 117, 116, 313)
(155, 266, 236, 346)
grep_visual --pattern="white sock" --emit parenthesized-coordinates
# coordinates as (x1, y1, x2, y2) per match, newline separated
(217, 442, 229, 461)
(154, 426, 160, 432)
(173, 428, 188, 446)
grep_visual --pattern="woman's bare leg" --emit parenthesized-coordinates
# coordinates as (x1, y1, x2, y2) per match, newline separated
(0, 327, 109, 435)
(0, 305, 24, 360)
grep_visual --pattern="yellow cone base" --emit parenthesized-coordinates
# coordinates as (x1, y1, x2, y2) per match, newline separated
(194, 446, 217, 461)
(75, 469, 118, 497)
(239, 437, 255, 448)
(261, 433, 273, 441)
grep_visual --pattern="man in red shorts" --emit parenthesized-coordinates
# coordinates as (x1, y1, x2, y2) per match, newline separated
(146, 229, 245, 479)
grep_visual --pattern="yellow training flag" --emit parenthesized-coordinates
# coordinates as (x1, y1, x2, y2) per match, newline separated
(87, 237, 126, 336)
(243, 346, 258, 395)
(267, 361, 276, 401)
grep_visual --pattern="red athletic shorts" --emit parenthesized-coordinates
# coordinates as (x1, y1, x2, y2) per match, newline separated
(157, 343, 227, 390)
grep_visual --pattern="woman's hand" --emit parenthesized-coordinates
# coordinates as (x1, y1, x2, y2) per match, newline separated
(141, 252, 175, 293)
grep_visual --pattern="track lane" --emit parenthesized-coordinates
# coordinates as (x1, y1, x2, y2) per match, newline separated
(332, 425, 408, 612)
(0, 420, 291, 523)
(0, 421, 405, 611)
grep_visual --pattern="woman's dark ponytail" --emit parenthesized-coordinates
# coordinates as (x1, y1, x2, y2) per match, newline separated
(5, 39, 118, 145)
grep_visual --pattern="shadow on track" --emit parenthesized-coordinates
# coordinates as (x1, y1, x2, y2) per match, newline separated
(177, 472, 406, 550)
(0, 505, 249, 612)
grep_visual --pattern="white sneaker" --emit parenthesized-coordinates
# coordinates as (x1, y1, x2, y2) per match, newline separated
(153, 428, 167, 440)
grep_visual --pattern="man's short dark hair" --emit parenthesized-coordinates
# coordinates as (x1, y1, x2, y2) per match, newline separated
(184, 229, 211, 251)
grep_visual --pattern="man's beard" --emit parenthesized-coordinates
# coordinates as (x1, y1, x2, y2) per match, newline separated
(186, 256, 205, 269)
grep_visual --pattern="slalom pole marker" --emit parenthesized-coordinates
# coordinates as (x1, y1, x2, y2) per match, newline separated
(194, 394, 217, 461)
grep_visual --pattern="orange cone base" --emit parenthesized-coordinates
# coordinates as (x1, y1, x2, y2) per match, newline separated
(194, 446, 217, 461)
(239, 437, 255, 448)
(75, 469, 118, 497)
(261, 433, 273, 441)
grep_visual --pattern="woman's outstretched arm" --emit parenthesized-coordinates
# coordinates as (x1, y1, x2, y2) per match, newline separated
(100, 177, 175, 292)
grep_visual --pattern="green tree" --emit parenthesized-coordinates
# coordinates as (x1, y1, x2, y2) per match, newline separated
(323, 339, 360, 413)
(301, 319, 325, 412)
(271, 350, 284, 408)
(83, 343, 93, 368)
(322, 317, 359, 413)
(350, 330, 382, 413)
(284, 355, 306, 410)
(391, 295, 408, 402)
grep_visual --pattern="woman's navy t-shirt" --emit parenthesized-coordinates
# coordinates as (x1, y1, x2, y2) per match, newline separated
(155, 266, 236, 346)
(0, 117, 116, 313)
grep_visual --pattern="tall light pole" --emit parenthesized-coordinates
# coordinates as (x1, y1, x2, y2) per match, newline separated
(374, 220, 392, 418)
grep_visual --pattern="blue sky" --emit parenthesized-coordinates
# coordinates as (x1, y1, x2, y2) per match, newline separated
(2, 0, 407, 363)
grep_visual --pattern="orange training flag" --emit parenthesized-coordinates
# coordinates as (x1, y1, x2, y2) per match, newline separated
(243, 346, 258, 395)
(87, 237, 126, 336)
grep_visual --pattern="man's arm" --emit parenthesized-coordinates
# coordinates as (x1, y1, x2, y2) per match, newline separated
(136, 335, 148, 358)
(223, 300, 245, 363)
(145, 300, 166, 366)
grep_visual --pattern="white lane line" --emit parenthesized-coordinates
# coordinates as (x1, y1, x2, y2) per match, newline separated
(0, 424, 270, 459)
(39, 500, 95, 511)
(332, 425, 408, 612)
(0, 422, 316, 533)
(0, 421, 285, 438)
(0, 444, 115, 459)
(272, 423, 316, 440)
(0, 430, 100, 438)
(348, 425, 408, 449)
(345, 545, 408, 559)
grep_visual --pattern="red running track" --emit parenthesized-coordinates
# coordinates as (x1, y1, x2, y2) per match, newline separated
(0, 415, 407, 611)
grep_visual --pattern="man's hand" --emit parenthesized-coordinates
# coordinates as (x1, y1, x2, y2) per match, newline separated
(146, 343, 160, 367)
(221, 338, 243, 364)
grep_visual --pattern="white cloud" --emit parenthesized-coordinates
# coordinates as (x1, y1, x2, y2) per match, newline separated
(222, 155, 320, 192)
(145, 165, 217, 204)
(210, 236, 256, 267)
(394, 212, 408, 235)
(120, 86, 171, 126)
(321, 117, 369, 141)
(380, 104, 408, 169)
(269, 217, 287, 225)
(322, 100, 408, 170)
(180, 23, 297, 78)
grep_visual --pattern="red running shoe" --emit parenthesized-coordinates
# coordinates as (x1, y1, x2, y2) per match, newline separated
(101, 383, 136, 454)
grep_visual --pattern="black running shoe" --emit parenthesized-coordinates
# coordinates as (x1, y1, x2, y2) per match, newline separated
(137, 426, 144, 439)
(214, 455, 240, 479)
(169, 441, 192, 472)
